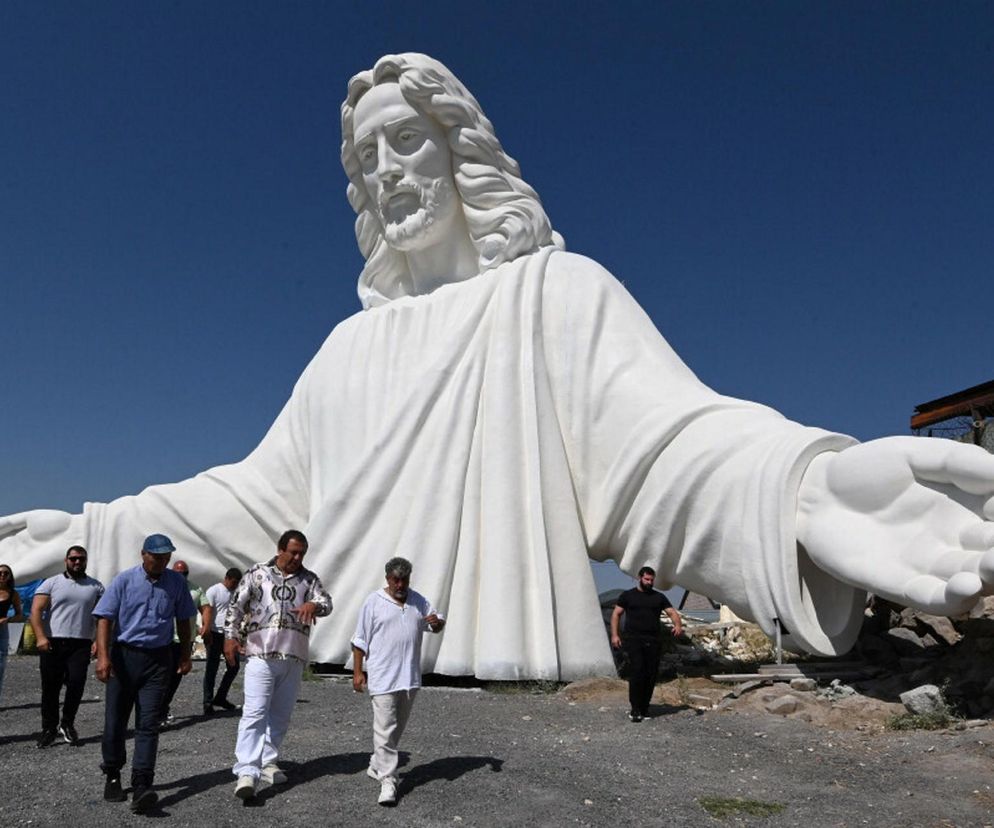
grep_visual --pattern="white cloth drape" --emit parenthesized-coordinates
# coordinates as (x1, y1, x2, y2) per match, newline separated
(39, 248, 863, 679)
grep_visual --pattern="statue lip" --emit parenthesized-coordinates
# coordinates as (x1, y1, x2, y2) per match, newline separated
(382, 191, 420, 222)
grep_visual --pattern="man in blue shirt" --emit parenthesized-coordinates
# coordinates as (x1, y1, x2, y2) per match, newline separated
(93, 533, 196, 814)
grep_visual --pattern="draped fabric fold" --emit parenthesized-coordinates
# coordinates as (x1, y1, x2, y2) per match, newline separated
(29, 249, 864, 679)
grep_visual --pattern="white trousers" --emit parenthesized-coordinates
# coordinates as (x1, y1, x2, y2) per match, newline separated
(369, 689, 418, 783)
(233, 657, 302, 778)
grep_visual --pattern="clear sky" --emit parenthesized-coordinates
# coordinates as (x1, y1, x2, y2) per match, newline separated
(2, 2, 991, 594)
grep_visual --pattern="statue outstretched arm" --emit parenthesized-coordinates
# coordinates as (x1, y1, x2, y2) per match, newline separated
(797, 436, 994, 615)
(540, 251, 994, 655)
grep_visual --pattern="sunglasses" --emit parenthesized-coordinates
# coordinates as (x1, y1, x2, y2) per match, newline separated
(67, 557, 87, 562)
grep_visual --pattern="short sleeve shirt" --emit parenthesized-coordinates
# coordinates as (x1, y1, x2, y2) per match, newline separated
(616, 587, 672, 637)
(36, 573, 105, 639)
(93, 565, 197, 648)
(204, 582, 233, 632)
(351, 589, 440, 696)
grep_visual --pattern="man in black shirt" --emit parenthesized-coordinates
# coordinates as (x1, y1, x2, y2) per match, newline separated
(610, 566, 683, 722)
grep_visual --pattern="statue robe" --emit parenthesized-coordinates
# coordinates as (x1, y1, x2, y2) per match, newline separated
(58, 248, 863, 679)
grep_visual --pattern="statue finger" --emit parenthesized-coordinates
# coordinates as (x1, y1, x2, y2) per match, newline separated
(24, 510, 72, 541)
(906, 438, 994, 496)
(944, 570, 984, 612)
(923, 548, 980, 581)
(0, 513, 30, 539)
(959, 522, 994, 551)
(978, 548, 994, 593)
(904, 571, 980, 616)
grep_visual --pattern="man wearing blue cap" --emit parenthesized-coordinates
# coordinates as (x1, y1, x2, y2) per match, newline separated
(92, 533, 196, 814)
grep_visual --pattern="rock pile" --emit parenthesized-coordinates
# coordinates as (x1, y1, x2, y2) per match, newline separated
(648, 597, 994, 720)
(854, 596, 994, 717)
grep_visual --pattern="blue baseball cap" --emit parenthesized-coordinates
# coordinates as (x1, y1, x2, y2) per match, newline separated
(142, 533, 176, 555)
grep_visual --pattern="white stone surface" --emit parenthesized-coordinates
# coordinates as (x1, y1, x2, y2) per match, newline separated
(3, 53, 994, 679)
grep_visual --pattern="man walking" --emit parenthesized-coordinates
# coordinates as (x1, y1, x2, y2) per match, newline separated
(30, 545, 104, 747)
(610, 566, 683, 722)
(352, 557, 445, 807)
(201, 567, 242, 715)
(159, 559, 206, 726)
(224, 530, 331, 800)
(93, 534, 196, 813)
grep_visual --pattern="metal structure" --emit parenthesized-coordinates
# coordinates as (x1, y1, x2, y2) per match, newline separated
(911, 379, 994, 448)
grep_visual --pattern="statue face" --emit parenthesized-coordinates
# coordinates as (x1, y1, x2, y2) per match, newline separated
(352, 82, 460, 253)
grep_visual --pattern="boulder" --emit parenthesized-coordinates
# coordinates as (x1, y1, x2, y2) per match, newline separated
(789, 677, 817, 692)
(915, 614, 962, 647)
(766, 695, 799, 715)
(885, 626, 927, 655)
(899, 684, 946, 716)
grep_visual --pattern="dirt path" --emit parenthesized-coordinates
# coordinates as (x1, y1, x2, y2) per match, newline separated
(1, 655, 992, 827)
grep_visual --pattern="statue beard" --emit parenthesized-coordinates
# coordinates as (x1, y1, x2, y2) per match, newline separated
(378, 177, 455, 250)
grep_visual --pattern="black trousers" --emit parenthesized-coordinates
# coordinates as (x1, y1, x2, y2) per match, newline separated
(202, 632, 239, 706)
(101, 643, 171, 788)
(39, 637, 92, 730)
(623, 634, 662, 714)
(162, 642, 185, 715)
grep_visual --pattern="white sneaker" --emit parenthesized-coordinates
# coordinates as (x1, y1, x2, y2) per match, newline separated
(366, 766, 379, 781)
(377, 779, 398, 806)
(261, 763, 287, 785)
(234, 775, 256, 800)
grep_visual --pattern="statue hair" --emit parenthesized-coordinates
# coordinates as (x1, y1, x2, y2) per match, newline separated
(341, 53, 564, 309)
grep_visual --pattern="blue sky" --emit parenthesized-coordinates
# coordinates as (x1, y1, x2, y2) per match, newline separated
(2, 2, 991, 594)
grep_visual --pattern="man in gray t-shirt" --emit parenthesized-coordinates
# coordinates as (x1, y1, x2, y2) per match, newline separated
(30, 545, 104, 747)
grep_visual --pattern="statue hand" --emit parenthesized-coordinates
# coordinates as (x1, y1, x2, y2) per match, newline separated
(0, 510, 79, 579)
(797, 437, 994, 615)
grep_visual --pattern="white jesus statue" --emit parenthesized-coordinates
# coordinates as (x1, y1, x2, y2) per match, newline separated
(3, 53, 993, 680)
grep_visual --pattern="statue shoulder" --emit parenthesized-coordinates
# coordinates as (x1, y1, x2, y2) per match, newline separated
(545, 250, 626, 295)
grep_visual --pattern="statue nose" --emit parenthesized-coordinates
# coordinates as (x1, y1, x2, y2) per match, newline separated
(377, 147, 403, 183)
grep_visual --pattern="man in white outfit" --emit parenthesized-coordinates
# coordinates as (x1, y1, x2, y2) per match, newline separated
(352, 557, 445, 806)
(224, 530, 332, 800)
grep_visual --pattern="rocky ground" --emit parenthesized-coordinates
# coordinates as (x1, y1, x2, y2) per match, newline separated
(1, 654, 993, 827)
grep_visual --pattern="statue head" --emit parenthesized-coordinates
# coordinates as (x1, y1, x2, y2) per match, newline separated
(341, 53, 563, 309)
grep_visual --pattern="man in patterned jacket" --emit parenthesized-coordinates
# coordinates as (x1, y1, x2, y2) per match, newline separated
(223, 529, 332, 800)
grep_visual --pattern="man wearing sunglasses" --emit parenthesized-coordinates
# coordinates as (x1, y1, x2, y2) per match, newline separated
(30, 545, 105, 748)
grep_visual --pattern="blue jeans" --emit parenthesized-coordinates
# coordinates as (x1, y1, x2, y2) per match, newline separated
(100, 643, 171, 787)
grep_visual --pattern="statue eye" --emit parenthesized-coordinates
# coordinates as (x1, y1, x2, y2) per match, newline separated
(358, 144, 376, 163)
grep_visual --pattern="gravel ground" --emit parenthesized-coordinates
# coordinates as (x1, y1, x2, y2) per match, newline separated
(1, 654, 993, 827)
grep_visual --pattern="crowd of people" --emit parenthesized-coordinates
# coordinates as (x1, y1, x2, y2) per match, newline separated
(0, 531, 447, 812)
(1, 531, 680, 814)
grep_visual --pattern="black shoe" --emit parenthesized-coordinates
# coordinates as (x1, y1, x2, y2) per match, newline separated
(627, 710, 643, 723)
(58, 723, 80, 746)
(36, 729, 57, 748)
(130, 787, 158, 814)
(212, 698, 238, 711)
(203, 703, 214, 716)
(103, 776, 126, 803)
